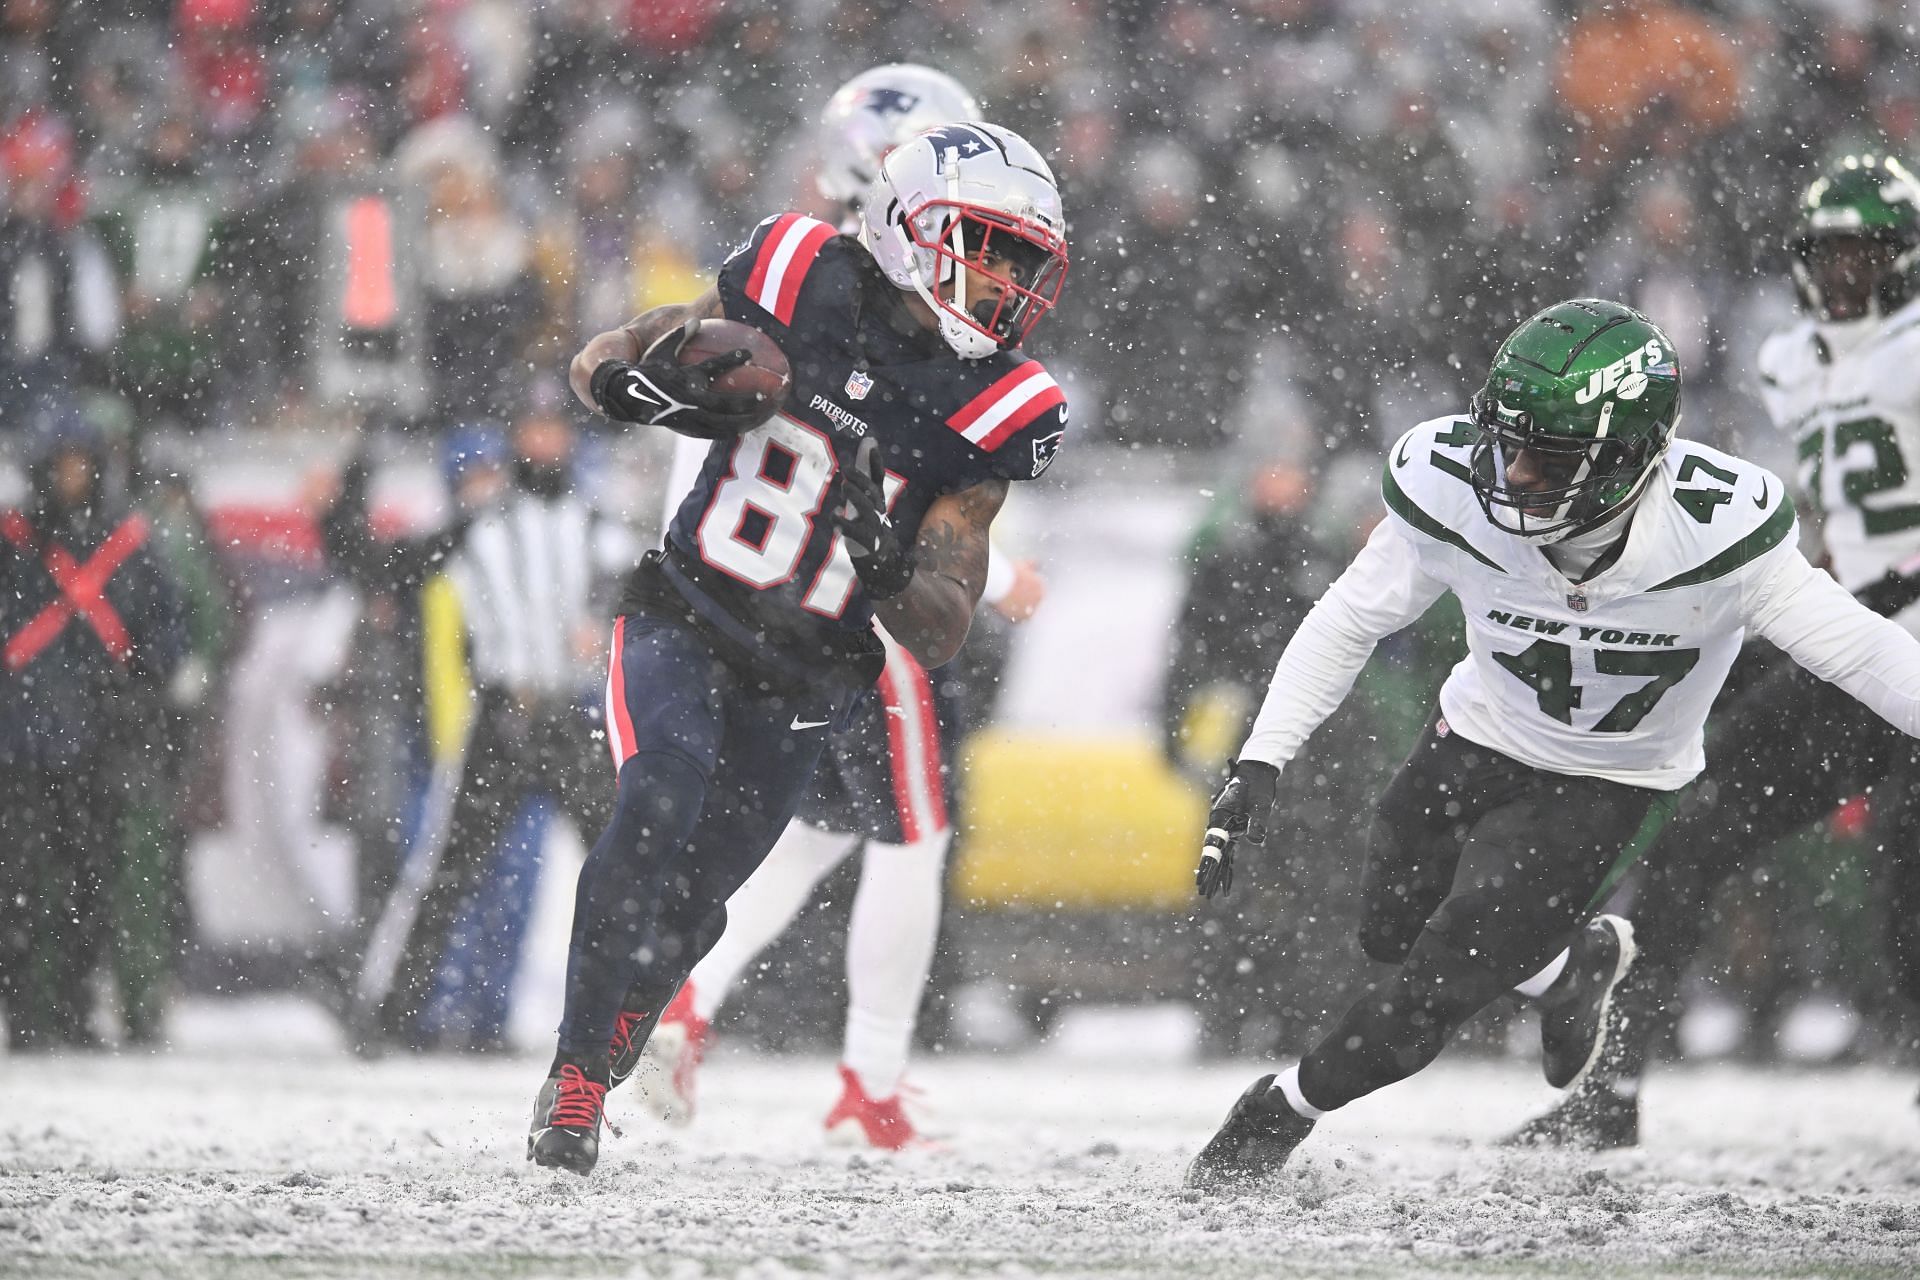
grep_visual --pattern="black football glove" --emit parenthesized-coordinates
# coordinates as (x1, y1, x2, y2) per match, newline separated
(832, 437, 916, 600)
(1196, 759, 1280, 899)
(589, 320, 768, 439)
(1857, 551, 1920, 618)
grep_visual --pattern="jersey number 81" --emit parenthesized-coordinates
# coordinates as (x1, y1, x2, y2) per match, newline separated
(695, 416, 905, 618)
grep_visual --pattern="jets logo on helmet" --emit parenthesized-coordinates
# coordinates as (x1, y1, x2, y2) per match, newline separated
(816, 64, 979, 211)
(857, 121, 1068, 360)
(1469, 299, 1682, 544)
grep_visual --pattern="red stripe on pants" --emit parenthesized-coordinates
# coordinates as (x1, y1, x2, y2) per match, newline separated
(605, 617, 640, 773)
(877, 645, 948, 842)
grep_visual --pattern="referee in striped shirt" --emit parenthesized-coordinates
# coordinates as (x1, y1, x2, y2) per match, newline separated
(364, 403, 634, 1049)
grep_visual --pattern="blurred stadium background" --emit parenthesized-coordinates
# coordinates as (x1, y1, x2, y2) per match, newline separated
(1, 0, 1914, 1070)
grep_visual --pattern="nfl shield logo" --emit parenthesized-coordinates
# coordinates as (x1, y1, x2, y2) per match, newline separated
(1567, 590, 1589, 613)
(845, 368, 874, 401)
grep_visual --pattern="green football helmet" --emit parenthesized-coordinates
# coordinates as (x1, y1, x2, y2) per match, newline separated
(1469, 299, 1682, 543)
(1788, 153, 1920, 322)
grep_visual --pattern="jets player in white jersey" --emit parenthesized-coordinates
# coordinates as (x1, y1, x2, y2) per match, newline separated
(1185, 298, 1920, 1187)
(633, 63, 1045, 1149)
(1512, 154, 1920, 1149)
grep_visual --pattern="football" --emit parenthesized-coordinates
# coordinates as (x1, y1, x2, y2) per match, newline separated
(676, 318, 792, 406)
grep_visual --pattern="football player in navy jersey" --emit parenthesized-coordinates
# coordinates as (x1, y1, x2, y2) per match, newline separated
(635, 66, 1049, 1150)
(528, 120, 1070, 1175)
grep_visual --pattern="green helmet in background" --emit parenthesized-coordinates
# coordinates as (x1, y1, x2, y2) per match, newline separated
(1788, 153, 1920, 321)
(1469, 298, 1682, 543)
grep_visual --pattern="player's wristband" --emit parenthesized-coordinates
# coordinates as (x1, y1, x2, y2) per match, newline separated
(588, 359, 648, 422)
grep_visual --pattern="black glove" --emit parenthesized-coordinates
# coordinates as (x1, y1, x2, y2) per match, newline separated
(1856, 554, 1920, 618)
(832, 437, 916, 600)
(1197, 759, 1280, 899)
(589, 321, 768, 438)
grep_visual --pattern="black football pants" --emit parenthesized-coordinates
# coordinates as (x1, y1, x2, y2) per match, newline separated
(1603, 655, 1920, 1085)
(1296, 713, 1663, 1111)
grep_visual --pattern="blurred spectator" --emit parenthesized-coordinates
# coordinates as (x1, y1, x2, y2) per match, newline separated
(1162, 461, 1335, 786)
(209, 91, 425, 420)
(176, 0, 269, 148)
(1299, 200, 1444, 446)
(95, 402, 233, 1044)
(1100, 138, 1252, 447)
(1554, 0, 1742, 172)
(0, 110, 119, 422)
(393, 115, 538, 425)
(93, 114, 228, 429)
(0, 0, 90, 122)
(0, 404, 183, 1050)
(1587, 177, 1741, 416)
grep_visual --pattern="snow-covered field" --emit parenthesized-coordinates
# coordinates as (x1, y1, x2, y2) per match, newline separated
(4, 1020, 1918, 1280)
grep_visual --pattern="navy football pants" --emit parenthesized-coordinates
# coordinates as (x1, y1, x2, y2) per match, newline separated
(557, 612, 846, 1056)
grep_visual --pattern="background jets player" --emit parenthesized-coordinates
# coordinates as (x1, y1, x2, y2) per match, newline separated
(528, 120, 1070, 1175)
(1513, 154, 1920, 1148)
(634, 66, 1047, 1150)
(1185, 298, 1920, 1188)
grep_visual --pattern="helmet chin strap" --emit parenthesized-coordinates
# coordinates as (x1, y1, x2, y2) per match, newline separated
(1521, 435, 1672, 546)
(890, 221, 998, 360)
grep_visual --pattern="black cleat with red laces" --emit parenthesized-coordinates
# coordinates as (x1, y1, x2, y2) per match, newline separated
(608, 999, 659, 1090)
(528, 1062, 609, 1175)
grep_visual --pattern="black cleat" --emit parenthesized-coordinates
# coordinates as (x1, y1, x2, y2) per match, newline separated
(1539, 915, 1637, 1091)
(608, 1003, 655, 1090)
(1503, 1078, 1640, 1150)
(528, 1064, 609, 1175)
(1186, 1074, 1317, 1189)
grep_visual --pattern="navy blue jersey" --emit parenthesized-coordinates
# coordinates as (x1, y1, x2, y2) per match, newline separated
(661, 211, 1068, 667)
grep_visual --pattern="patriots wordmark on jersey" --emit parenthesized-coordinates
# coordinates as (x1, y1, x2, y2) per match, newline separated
(658, 211, 1068, 668)
(1759, 296, 1920, 598)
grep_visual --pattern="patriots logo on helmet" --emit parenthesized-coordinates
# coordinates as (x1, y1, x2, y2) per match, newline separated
(919, 124, 993, 158)
(864, 88, 921, 118)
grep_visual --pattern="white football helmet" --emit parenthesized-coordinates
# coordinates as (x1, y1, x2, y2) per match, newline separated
(858, 121, 1069, 360)
(816, 64, 979, 211)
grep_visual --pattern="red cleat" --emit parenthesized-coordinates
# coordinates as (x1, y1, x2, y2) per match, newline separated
(632, 980, 709, 1126)
(824, 1064, 925, 1151)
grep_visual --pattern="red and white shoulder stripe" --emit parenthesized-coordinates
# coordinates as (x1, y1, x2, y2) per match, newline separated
(946, 362, 1066, 452)
(743, 212, 838, 325)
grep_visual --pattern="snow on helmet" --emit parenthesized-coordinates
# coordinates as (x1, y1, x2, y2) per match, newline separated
(815, 63, 979, 211)
(857, 121, 1068, 360)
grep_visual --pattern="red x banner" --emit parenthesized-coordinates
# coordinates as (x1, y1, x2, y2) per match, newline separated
(2, 510, 151, 672)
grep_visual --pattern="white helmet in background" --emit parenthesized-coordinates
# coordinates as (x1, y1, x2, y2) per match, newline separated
(816, 63, 979, 211)
(858, 121, 1069, 360)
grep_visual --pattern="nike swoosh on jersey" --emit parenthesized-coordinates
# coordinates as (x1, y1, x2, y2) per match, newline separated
(1395, 437, 1413, 468)
(1754, 480, 1769, 508)
(790, 716, 831, 730)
